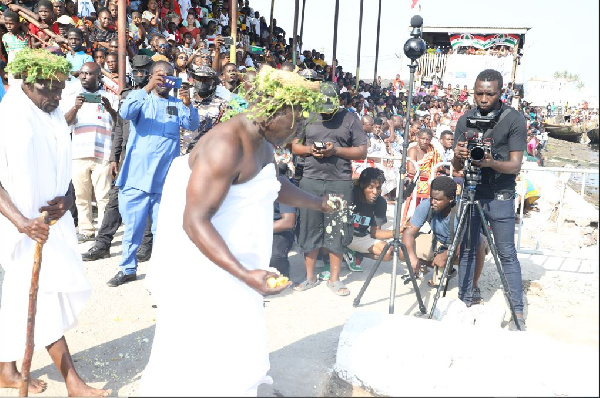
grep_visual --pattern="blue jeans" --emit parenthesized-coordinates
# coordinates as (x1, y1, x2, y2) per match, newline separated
(118, 187, 161, 275)
(457, 198, 523, 312)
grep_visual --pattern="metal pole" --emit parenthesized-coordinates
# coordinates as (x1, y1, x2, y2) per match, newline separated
(269, 0, 275, 36)
(230, 0, 237, 64)
(373, 0, 382, 85)
(355, 0, 364, 90)
(292, 0, 299, 66)
(299, 0, 307, 52)
(331, 0, 339, 82)
(117, 0, 127, 93)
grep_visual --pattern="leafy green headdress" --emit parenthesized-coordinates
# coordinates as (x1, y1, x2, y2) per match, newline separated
(223, 65, 338, 123)
(6, 48, 72, 84)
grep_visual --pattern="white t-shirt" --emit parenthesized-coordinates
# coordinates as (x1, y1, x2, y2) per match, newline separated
(219, 13, 229, 26)
(178, 0, 191, 20)
(61, 87, 118, 161)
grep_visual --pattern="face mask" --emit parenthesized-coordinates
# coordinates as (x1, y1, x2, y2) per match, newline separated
(193, 79, 215, 97)
(131, 69, 149, 87)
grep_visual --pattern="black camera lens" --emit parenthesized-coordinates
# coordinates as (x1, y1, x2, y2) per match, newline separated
(470, 146, 486, 162)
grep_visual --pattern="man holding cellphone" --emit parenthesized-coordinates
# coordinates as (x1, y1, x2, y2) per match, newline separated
(61, 61, 118, 243)
(292, 82, 368, 296)
(107, 61, 200, 287)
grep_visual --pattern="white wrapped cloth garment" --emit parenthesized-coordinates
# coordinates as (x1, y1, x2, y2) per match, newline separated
(0, 85, 91, 361)
(140, 155, 280, 396)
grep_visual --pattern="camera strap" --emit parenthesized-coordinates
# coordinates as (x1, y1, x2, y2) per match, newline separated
(482, 106, 510, 140)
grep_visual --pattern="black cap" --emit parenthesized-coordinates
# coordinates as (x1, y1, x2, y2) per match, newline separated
(319, 81, 339, 113)
(131, 54, 153, 68)
(188, 65, 217, 79)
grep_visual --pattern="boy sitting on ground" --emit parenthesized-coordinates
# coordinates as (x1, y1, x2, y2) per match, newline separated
(345, 168, 394, 270)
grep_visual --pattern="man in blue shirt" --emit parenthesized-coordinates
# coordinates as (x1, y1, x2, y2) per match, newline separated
(65, 28, 93, 73)
(107, 60, 200, 287)
(402, 176, 487, 301)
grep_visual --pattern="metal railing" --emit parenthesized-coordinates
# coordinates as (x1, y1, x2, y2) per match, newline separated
(517, 163, 599, 254)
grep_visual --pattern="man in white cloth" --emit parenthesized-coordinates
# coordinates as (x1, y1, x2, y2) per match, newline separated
(0, 49, 110, 396)
(140, 65, 338, 396)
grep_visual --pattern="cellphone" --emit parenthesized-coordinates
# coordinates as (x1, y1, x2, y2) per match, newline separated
(313, 141, 326, 150)
(80, 92, 102, 103)
(222, 36, 234, 46)
(162, 75, 182, 89)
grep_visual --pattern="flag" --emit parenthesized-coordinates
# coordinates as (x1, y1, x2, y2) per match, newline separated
(411, 0, 419, 9)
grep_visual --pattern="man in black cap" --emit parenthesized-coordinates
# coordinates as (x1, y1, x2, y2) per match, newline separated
(180, 64, 228, 154)
(293, 68, 319, 184)
(291, 82, 368, 296)
(82, 55, 155, 261)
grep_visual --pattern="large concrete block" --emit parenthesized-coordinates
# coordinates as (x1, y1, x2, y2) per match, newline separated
(335, 311, 599, 396)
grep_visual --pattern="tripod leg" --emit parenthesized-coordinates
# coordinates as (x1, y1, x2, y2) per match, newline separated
(388, 242, 400, 314)
(398, 243, 426, 314)
(475, 202, 522, 331)
(353, 240, 392, 307)
(428, 200, 469, 319)
(442, 204, 473, 297)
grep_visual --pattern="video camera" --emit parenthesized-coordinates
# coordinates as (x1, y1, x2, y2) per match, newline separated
(465, 116, 495, 162)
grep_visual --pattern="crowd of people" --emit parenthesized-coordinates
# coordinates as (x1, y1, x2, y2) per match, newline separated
(0, 0, 535, 394)
(423, 44, 515, 58)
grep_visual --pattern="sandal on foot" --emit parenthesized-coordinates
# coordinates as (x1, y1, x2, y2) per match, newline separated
(293, 278, 321, 291)
(427, 279, 439, 288)
(327, 280, 350, 296)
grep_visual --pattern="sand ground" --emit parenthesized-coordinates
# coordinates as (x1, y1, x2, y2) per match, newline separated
(0, 136, 598, 396)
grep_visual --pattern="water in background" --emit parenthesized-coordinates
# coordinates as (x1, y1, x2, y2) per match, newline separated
(568, 144, 598, 194)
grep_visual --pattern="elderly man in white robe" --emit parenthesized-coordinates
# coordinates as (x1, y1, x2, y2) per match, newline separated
(0, 49, 110, 396)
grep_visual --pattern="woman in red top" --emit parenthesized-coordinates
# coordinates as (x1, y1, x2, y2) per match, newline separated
(179, 10, 201, 44)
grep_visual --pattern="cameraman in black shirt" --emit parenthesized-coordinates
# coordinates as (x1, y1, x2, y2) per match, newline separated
(452, 69, 527, 330)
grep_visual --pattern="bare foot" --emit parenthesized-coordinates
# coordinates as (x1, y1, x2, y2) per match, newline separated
(67, 381, 112, 397)
(0, 371, 48, 394)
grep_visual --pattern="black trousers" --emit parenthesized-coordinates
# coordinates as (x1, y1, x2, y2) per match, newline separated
(95, 183, 153, 250)
(269, 231, 294, 277)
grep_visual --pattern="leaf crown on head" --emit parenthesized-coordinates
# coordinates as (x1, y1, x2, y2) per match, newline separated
(222, 65, 339, 123)
(6, 48, 72, 84)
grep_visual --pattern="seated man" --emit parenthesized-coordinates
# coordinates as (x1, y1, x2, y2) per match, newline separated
(402, 176, 487, 304)
(346, 168, 394, 271)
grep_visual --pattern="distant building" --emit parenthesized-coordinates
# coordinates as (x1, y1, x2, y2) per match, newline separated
(525, 78, 597, 108)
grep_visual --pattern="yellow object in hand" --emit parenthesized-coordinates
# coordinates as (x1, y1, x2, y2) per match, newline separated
(266, 276, 289, 288)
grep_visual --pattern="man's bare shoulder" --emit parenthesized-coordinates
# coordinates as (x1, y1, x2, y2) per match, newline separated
(189, 116, 245, 168)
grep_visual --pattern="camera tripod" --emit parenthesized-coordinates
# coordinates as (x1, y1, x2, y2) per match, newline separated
(427, 161, 523, 331)
(352, 15, 427, 315)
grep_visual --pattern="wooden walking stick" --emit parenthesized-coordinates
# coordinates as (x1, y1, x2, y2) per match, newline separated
(19, 211, 55, 397)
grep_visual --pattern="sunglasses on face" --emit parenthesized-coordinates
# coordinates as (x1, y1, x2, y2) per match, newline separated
(178, 55, 187, 60)
(158, 44, 170, 48)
